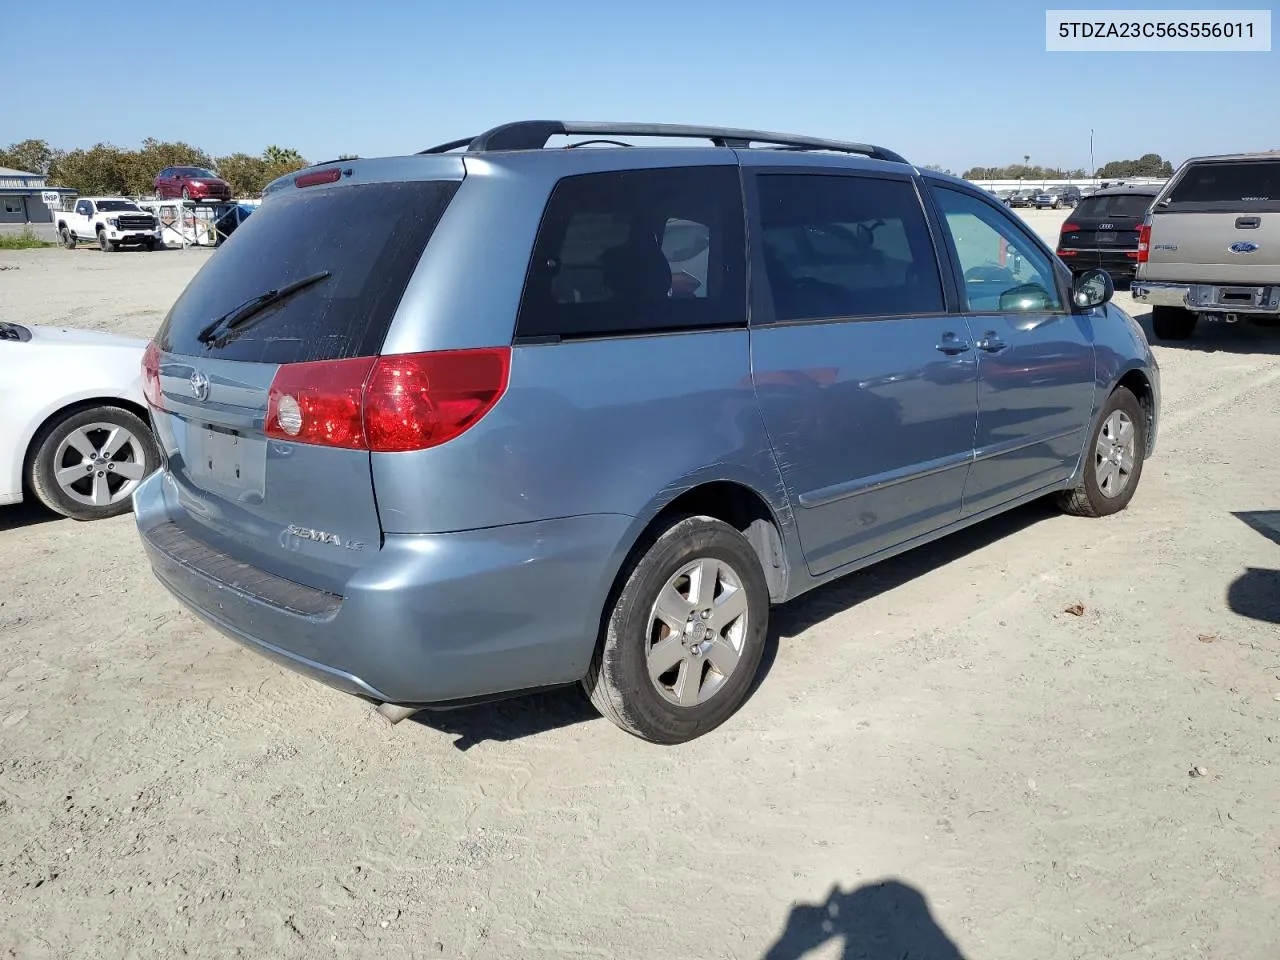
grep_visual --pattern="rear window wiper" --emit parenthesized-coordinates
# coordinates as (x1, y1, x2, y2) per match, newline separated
(196, 271, 332, 345)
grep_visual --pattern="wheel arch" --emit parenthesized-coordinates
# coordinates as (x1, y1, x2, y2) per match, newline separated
(1113, 366, 1156, 457)
(606, 478, 795, 613)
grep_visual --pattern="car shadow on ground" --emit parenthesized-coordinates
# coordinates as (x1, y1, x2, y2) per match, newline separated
(0, 501, 62, 533)
(413, 500, 1057, 750)
(1226, 511, 1280, 625)
(763, 878, 966, 959)
(1133, 310, 1280, 356)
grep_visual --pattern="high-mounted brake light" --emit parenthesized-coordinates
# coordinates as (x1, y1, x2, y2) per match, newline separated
(1137, 221, 1151, 263)
(294, 167, 343, 188)
(264, 348, 511, 452)
(141, 342, 164, 409)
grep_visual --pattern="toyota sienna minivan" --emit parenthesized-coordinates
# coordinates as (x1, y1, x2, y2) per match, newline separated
(135, 121, 1159, 743)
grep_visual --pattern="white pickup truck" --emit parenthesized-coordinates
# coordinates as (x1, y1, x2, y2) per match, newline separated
(56, 198, 162, 252)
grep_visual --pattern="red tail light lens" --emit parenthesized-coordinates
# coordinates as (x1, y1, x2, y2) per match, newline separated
(1061, 223, 1081, 234)
(1137, 223, 1151, 263)
(142, 342, 164, 409)
(1057, 249, 1076, 257)
(266, 356, 374, 449)
(264, 348, 510, 452)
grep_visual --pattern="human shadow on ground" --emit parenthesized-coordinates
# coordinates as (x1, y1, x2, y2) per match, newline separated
(413, 500, 1056, 749)
(765, 879, 966, 959)
(1226, 511, 1280, 625)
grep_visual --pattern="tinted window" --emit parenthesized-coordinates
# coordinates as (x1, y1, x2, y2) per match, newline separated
(1166, 161, 1280, 211)
(515, 166, 745, 340)
(756, 174, 944, 322)
(1073, 194, 1153, 219)
(96, 200, 141, 212)
(933, 188, 1063, 314)
(157, 180, 459, 363)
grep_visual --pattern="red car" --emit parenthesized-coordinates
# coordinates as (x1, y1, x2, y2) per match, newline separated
(153, 166, 232, 202)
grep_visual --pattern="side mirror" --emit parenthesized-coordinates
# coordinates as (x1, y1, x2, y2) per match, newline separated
(1072, 268, 1114, 310)
(998, 282, 1051, 312)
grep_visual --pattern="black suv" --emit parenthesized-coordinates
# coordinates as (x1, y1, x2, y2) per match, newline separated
(1056, 186, 1158, 285)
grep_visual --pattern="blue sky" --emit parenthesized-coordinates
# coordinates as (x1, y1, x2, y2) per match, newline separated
(9, 0, 1277, 172)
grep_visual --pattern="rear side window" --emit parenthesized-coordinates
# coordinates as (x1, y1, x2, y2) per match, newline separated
(1074, 194, 1153, 219)
(755, 174, 945, 322)
(157, 181, 459, 363)
(1165, 161, 1280, 212)
(515, 166, 746, 340)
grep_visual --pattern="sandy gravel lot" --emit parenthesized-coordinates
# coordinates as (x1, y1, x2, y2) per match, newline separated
(3, 211, 1280, 960)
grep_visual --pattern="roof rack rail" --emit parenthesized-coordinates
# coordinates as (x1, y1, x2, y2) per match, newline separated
(418, 121, 908, 164)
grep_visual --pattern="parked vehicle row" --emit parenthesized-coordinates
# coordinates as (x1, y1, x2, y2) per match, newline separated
(129, 121, 1159, 744)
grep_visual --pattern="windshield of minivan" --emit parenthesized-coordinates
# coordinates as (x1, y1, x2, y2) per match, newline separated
(156, 180, 460, 364)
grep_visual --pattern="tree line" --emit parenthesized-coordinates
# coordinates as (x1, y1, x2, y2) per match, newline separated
(960, 153, 1175, 181)
(0, 138, 315, 197)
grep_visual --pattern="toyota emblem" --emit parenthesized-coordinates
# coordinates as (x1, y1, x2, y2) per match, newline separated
(190, 369, 210, 401)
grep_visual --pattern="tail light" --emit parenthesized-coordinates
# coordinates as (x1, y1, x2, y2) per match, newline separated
(265, 348, 510, 452)
(1137, 221, 1151, 262)
(141, 342, 164, 409)
(1060, 223, 1081, 235)
(294, 167, 342, 188)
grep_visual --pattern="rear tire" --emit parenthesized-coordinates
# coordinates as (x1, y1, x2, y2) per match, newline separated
(60, 227, 75, 249)
(28, 406, 159, 521)
(1151, 306, 1197, 340)
(1056, 387, 1146, 519)
(181, 187, 190, 200)
(582, 515, 770, 743)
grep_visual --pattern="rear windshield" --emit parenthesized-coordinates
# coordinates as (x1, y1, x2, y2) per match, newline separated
(1165, 160, 1280, 213)
(157, 180, 459, 363)
(1074, 194, 1153, 220)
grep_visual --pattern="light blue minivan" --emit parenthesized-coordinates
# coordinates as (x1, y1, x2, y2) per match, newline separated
(134, 121, 1159, 743)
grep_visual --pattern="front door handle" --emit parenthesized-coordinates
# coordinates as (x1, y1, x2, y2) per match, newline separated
(976, 332, 1008, 353)
(935, 334, 971, 355)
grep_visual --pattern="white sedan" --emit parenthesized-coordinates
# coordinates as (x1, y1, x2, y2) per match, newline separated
(0, 321, 159, 520)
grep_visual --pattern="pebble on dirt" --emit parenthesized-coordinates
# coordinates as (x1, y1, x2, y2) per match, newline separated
(1064, 603, 1086, 617)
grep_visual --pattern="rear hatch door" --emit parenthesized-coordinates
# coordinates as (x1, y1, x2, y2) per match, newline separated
(150, 169, 462, 594)
(1060, 193, 1151, 251)
(1146, 158, 1280, 284)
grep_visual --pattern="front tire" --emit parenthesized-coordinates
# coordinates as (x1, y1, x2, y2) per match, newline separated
(181, 187, 191, 200)
(97, 231, 116, 253)
(1056, 387, 1146, 518)
(28, 406, 159, 521)
(1151, 306, 1197, 340)
(582, 515, 770, 743)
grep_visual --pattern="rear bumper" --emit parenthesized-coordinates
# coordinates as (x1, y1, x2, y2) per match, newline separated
(1062, 250, 1140, 277)
(133, 471, 632, 706)
(1132, 281, 1280, 315)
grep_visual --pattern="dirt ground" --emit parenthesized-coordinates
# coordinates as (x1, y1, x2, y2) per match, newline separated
(3, 211, 1280, 960)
